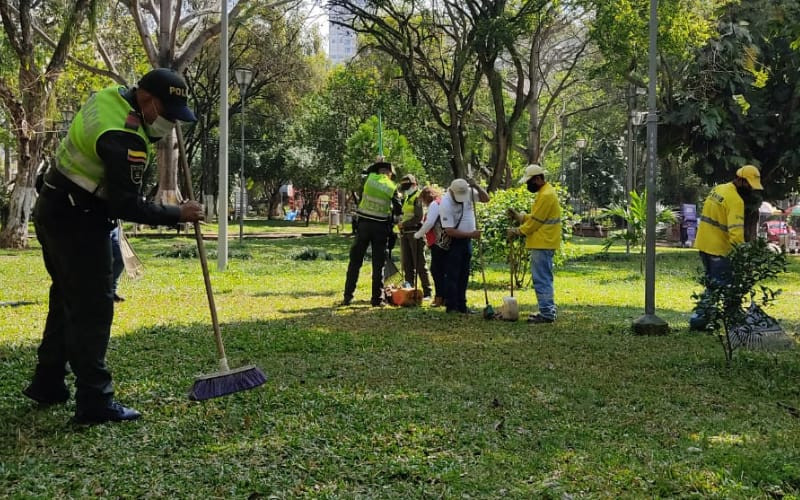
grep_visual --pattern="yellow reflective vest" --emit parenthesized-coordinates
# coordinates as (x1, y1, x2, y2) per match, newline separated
(694, 182, 744, 256)
(520, 182, 562, 250)
(357, 172, 396, 220)
(56, 86, 151, 198)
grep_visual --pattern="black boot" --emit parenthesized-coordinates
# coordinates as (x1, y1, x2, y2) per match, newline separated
(22, 378, 70, 406)
(73, 401, 141, 425)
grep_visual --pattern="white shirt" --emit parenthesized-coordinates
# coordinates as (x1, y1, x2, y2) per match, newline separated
(414, 199, 441, 240)
(439, 190, 477, 232)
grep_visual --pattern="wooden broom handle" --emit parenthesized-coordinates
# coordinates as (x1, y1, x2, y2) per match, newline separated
(175, 127, 227, 367)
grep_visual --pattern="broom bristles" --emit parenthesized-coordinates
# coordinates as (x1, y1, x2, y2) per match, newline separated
(189, 365, 267, 401)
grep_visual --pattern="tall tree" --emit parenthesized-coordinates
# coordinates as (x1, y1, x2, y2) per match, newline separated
(329, 0, 483, 179)
(471, 0, 593, 189)
(116, 0, 251, 205)
(662, 0, 800, 235)
(0, 0, 99, 248)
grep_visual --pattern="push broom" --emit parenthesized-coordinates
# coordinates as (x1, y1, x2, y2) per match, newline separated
(176, 127, 266, 400)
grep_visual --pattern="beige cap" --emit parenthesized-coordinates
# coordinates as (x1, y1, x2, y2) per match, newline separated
(519, 164, 546, 184)
(448, 178, 471, 203)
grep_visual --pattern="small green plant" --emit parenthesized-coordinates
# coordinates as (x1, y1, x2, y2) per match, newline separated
(692, 239, 788, 364)
(290, 246, 333, 261)
(599, 190, 677, 272)
(476, 184, 574, 288)
(155, 243, 251, 260)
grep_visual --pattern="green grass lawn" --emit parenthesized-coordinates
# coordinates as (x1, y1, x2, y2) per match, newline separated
(1, 233, 799, 498)
(121, 217, 335, 237)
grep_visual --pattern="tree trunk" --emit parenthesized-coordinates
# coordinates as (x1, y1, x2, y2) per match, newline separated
(3, 142, 10, 182)
(447, 125, 468, 179)
(0, 128, 44, 249)
(153, 131, 181, 205)
(744, 207, 759, 242)
(527, 102, 542, 164)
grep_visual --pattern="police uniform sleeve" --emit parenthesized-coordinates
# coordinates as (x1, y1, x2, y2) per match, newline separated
(97, 131, 181, 226)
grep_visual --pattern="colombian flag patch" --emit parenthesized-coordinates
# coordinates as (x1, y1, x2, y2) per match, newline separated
(127, 149, 147, 164)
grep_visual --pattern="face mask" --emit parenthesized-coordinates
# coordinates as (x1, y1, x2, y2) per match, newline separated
(526, 179, 541, 193)
(144, 101, 175, 140)
(738, 186, 762, 206)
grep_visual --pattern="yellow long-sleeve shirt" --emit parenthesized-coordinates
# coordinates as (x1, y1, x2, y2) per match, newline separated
(694, 182, 744, 256)
(520, 183, 562, 250)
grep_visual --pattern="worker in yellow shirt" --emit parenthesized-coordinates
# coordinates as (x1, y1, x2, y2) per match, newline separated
(507, 164, 562, 324)
(689, 165, 763, 330)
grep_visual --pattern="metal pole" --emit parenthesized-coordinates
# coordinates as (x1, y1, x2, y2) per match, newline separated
(633, 0, 669, 334)
(217, 0, 229, 271)
(578, 149, 583, 219)
(238, 87, 246, 242)
(559, 115, 566, 182)
(644, 0, 658, 316)
(626, 86, 634, 254)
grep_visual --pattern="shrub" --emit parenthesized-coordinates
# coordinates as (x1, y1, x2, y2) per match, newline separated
(475, 184, 574, 288)
(155, 243, 251, 260)
(290, 246, 333, 261)
(692, 238, 788, 364)
(598, 190, 677, 273)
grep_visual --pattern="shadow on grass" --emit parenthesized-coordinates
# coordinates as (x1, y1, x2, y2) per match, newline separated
(252, 289, 338, 299)
(0, 301, 37, 308)
(2, 301, 799, 497)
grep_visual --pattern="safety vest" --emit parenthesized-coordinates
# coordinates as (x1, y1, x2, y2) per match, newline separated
(694, 182, 744, 256)
(56, 86, 151, 198)
(357, 172, 396, 220)
(520, 182, 562, 250)
(401, 188, 420, 223)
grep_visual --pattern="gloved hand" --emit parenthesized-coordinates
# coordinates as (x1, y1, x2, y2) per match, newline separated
(507, 227, 521, 240)
(507, 208, 524, 224)
(179, 201, 205, 223)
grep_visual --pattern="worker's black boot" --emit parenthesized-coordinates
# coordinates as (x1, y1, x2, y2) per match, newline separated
(22, 374, 70, 406)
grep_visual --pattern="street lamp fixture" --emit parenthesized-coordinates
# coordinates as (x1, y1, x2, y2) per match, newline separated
(576, 138, 587, 218)
(233, 67, 253, 242)
(59, 108, 75, 139)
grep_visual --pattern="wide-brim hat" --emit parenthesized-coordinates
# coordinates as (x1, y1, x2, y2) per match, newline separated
(368, 161, 395, 175)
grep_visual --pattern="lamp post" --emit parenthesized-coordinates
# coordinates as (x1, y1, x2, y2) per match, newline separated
(218, 1, 230, 271)
(576, 138, 587, 218)
(234, 67, 253, 242)
(626, 87, 646, 254)
(58, 108, 74, 140)
(632, 0, 669, 335)
(627, 109, 647, 253)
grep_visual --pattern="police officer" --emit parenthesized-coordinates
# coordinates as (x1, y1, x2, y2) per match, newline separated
(342, 160, 397, 306)
(24, 68, 204, 424)
(689, 164, 764, 330)
(397, 174, 432, 297)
